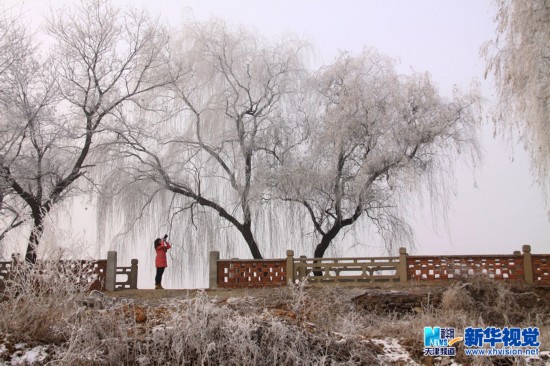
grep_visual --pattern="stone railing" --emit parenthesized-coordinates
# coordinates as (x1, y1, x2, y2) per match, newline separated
(209, 249, 407, 289)
(104, 251, 138, 291)
(406, 254, 524, 282)
(293, 254, 402, 284)
(210, 252, 286, 289)
(0, 255, 18, 292)
(0, 256, 107, 291)
(406, 245, 549, 285)
(532, 255, 550, 285)
(0, 251, 138, 292)
(65, 259, 107, 291)
(209, 245, 550, 289)
(0, 255, 16, 282)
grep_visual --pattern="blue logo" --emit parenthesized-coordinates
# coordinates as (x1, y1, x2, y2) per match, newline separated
(424, 327, 462, 347)
(424, 327, 441, 346)
(423, 327, 462, 356)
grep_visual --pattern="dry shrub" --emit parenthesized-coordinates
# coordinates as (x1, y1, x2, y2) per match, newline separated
(539, 325, 550, 350)
(2, 275, 547, 365)
(440, 282, 476, 312)
(52, 290, 381, 365)
(439, 276, 542, 325)
(286, 281, 358, 331)
(366, 277, 549, 365)
(0, 260, 91, 344)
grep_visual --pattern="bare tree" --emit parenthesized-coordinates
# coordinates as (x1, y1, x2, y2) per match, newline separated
(276, 50, 480, 258)
(0, 9, 44, 246)
(0, 0, 174, 263)
(110, 20, 308, 259)
(482, 0, 550, 186)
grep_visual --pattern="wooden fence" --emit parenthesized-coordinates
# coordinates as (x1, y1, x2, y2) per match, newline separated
(209, 245, 550, 289)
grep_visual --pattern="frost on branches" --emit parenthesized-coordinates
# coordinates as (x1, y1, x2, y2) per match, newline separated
(275, 49, 479, 258)
(106, 41, 479, 260)
(483, 0, 550, 187)
(0, 0, 175, 262)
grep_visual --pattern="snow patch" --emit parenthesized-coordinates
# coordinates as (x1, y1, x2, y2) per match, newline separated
(371, 337, 419, 365)
(10, 345, 48, 365)
(525, 350, 550, 365)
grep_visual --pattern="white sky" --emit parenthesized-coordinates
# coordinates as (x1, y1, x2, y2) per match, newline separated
(6, 0, 550, 258)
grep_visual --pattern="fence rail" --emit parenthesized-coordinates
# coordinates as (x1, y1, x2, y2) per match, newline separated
(406, 255, 525, 282)
(0, 258, 106, 291)
(61, 259, 107, 291)
(532, 255, 550, 284)
(0, 259, 14, 281)
(115, 259, 139, 290)
(209, 245, 550, 289)
(0, 251, 137, 292)
(216, 258, 287, 288)
(294, 256, 400, 284)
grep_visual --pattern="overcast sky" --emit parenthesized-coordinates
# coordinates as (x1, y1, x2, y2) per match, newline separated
(8, 0, 550, 257)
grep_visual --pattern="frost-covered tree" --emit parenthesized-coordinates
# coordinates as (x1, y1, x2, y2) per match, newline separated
(110, 20, 308, 259)
(0, 0, 174, 263)
(482, 0, 550, 185)
(0, 9, 33, 244)
(276, 50, 480, 258)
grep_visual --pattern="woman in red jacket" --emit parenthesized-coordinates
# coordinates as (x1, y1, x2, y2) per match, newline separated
(154, 235, 171, 289)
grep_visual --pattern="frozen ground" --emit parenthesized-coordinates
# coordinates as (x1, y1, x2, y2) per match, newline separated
(1, 283, 549, 365)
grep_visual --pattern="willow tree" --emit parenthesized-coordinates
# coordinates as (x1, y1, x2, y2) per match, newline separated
(276, 50, 480, 258)
(482, 0, 550, 185)
(0, 0, 174, 263)
(109, 20, 308, 259)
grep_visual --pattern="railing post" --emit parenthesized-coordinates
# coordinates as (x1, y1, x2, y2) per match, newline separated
(398, 247, 408, 284)
(522, 245, 533, 284)
(209, 251, 220, 289)
(286, 250, 295, 285)
(11, 253, 20, 266)
(105, 251, 117, 292)
(129, 259, 138, 289)
(298, 255, 307, 280)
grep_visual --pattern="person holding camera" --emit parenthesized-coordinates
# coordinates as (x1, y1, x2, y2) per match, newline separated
(154, 234, 171, 289)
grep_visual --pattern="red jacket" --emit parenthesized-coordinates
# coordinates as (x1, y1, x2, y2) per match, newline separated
(155, 240, 171, 268)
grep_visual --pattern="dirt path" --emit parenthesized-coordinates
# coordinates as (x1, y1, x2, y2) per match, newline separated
(104, 284, 550, 311)
(103, 287, 284, 305)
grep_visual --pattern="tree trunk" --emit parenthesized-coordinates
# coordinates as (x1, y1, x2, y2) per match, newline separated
(312, 226, 341, 276)
(240, 221, 263, 259)
(313, 207, 363, 261)
(168, 186, 264, 259)
(25, 210, 45, 264)
(314, 227, 340, 259)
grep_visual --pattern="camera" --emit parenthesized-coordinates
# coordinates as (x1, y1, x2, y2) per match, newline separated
(163, 234, 168, 240)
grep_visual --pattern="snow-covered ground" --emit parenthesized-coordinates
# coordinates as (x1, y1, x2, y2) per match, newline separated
(2, 337, 549, 365)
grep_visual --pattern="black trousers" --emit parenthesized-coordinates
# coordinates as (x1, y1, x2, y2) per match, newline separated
(155, 267, 165, 285)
